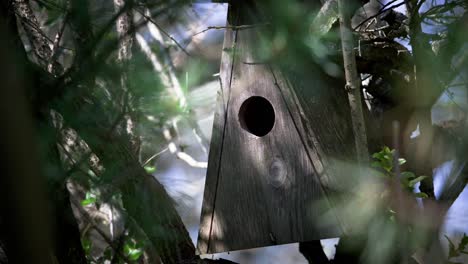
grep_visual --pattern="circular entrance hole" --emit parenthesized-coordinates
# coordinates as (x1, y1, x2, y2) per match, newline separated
(238, 96, 275, 137)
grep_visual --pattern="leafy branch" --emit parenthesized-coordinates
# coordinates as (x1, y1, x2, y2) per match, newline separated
(372, 146, 428, 198)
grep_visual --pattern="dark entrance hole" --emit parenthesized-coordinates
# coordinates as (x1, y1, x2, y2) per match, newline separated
(238, 96, 275, 137)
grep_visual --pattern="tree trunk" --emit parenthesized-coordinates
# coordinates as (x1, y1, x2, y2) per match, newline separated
(0, 2, 55, 262)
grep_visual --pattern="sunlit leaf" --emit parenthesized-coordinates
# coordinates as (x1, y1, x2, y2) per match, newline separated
(81, 192, 97, 206)
(124, 242, 143, 261)
(128, 248, 143, 261)
(144, 165, 156, 173)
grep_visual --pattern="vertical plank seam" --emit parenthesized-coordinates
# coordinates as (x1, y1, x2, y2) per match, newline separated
(206, 11, 240, 253)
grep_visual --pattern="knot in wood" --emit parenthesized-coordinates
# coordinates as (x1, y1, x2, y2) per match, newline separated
(268, 158, 287, 188)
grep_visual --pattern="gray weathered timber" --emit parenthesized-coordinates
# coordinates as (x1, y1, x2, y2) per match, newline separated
(211, 29, 340, 253)
(198, 2, 356, 254)
(197, 5, 239, 255)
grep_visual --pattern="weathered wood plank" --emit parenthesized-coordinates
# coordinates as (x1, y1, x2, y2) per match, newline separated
(197, 5, 240, 255)
(270, 68, 352, 234)
(270, 51, 357, 234)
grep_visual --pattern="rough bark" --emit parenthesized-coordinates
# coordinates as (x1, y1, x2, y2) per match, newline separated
(114, 0, 141, 156)
(12, 0, 63, 75)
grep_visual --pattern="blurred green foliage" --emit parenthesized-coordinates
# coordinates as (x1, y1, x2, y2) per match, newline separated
(372, 146, 428, 198)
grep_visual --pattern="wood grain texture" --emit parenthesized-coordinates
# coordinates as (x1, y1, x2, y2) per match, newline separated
(271, 48, 357, 234)
(201, 27, 341, 253)
(198, 2, 357, 254)
(270, 68, 347, 233)
(197, 6, 239, 255)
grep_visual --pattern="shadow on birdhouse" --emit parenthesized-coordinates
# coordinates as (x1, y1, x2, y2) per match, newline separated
(198, 1, 356, 254)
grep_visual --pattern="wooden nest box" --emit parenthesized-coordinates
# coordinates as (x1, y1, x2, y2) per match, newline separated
(197, 2, 355, 254)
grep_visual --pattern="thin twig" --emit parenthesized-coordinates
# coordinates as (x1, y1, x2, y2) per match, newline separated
(353, 0, 408, 31)
(192, 23, 269, 37)
(142, 147, 168, 166)
(136, 8, 191, 56)
(14, 9, 73, 50)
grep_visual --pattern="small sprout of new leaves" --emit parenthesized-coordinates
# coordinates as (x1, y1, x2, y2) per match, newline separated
(446, 233, 468, 263)
(371, 146, 402, 172)
(144, 165, 156, 173)
(124, 240, 143, 261)
(81, 191, 97, 206)
(372, 146, 428, 198)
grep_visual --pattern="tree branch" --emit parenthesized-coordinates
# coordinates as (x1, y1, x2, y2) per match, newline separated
(338, 0, 370, 164)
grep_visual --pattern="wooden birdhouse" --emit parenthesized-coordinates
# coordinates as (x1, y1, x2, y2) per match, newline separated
(198, 2, 355, 254)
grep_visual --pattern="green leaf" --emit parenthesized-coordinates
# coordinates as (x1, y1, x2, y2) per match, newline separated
(81, 198, 96, 206)
(371, 161, 382, 168)
(128, 248, 143, 261)
(124, 243, 130, 255)
(144, 165, 156, 173)
(372, 152, 384, 159)
(398, 158, 407, 165)
(81, 192, 97, 206)
(380, 159, 393, 172)
(400, 172, 415, 186)
(124, 242, 143, 261)
(401, 171, 416, 180)
(413, 192, 428, 199)
(383, 146, 391, 153)
(409, 176, 428, 187)
(383, 154, 392, 161)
